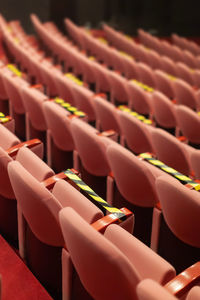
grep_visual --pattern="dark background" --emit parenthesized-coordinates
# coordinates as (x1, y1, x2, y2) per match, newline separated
(1, 0, 200, 37)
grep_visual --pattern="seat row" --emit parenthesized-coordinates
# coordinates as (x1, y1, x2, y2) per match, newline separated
(0, 122, 200, 299)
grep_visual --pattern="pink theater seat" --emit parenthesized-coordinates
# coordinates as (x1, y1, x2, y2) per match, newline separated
(128, 80, 153, 115)
(152, 175, 200, 273)
(173, 79, 199, 110)
(91, 62, 111, 94)
(2, 73, 29, 139)
(119, 110, 154, 154)
(43, 100, 75, 172)
(106, 143, 168, 245)
(93, 96, 122, 134)
(70, 118, 114, 198)
(175, 105, 200, 146)
(154, 70, 176, 99)
(161, 56, 178, 77)
(176, 62, 196, 86)
(150, 128, 196, 176)
(182, 49, 198, 69)
(136, 62, 156, 88)
(151, 91, 177, 131)
(146, 49, 163, 70)
(59, 207, 177, 300)
(0, 123, 20, 150)
(137, 279, 200, 300)
(0, 143, 50, 245)
(71, 84, 96, 123)
(108, 71, 130, 105)
(54, 73, 76, 104)
(21, 86, 48, 150)
(8, 161, 104, 299)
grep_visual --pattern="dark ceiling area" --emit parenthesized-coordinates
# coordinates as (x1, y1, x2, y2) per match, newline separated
(1, 0, 200, 37)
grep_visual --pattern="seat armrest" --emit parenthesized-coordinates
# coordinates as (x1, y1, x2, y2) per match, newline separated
(165, 262, 200, 298)
(41, 169, 80, 191)
(6, 139, 42, 158)
(91, 207, 133, 233)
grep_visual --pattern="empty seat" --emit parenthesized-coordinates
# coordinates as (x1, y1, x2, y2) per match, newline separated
(70, 118, 114, 198)
(59, 207, 176, 300)
(152, 175, 200, 273)
(151, 91, 177, 131)
(176, 62, 195, 86)
(173, 79, 199, 110)
(93, 96, 122, 134)
(119, 110, 154, 154)
(137, 279, 200, 300)
(175, 105, 200, 146)
(43, 100, 75, 172)
(0, 145, 52, 244)
(154, 70, 175, 99)
(106, 143, 167, 245)
(150, 128, 196, 176)
(8, 161, 104, 298)
(128, 80, 153, 115)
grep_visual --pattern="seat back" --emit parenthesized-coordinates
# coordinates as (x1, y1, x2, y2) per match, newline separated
(59, 207, 140, 300)
(137, 279, 177, 300)
(43, 101, 75, 151)
(93, 96, 121, 133)
(8, 161, 64, 246)
(0, 123, 20, 149)
(175, 105, 200, 144)
(151, 128, 190, 175)
(70, 118, 110, 176)
(21, 86, 48, 131)
(106, 143, 159, 207)
(174, 79, 198, 110)
(119, 111, 153, 154)
(128, 81, 152, 115)
(156, 175, 200, 248)
(152, 91, 176, 128)
(154, 70, 175, 99)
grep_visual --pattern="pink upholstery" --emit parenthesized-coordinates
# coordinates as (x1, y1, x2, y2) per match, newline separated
(161, 56, 177, 77)
(106, 143, 159, 207)
(59, 207, 175, 300)
(21, 86, 48, 139)
(8, 160, 64, 246)
(128, 81, 152, 115)
(0, 123, 20, 149)
(173, 79, 199, 110)
(151, 128, 195, 176)
(70, 118, 110, 176)
(52, 180, 104, 224)
(109, 72, 130, 104)
(2, 74, 28, 115)
(155, 175, 200, 248)
(136, 62, 156, 88)
(71, 85, 96, 122)
(119, 110, 154, 154)
(137, 279, 177, 300)
(175, 105, 200, 144)
(54, 74, 75, 104)
(43, 101, 75, 171)
(154, 70, 175, 99)
(151, 91, 177, 129)
(187, 287, 200, 300)
(93, 96, 122, 133)
(16, 147, 54, 182)
(176, 62, 195, 86)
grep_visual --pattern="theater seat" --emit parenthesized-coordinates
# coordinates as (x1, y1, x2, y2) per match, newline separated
(137, 279, 200, 300)
(43, 100, 75, 172)
(151, 175, 200, 273)
(8, 161, 104, 298)
(59, 207, 176, 300)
